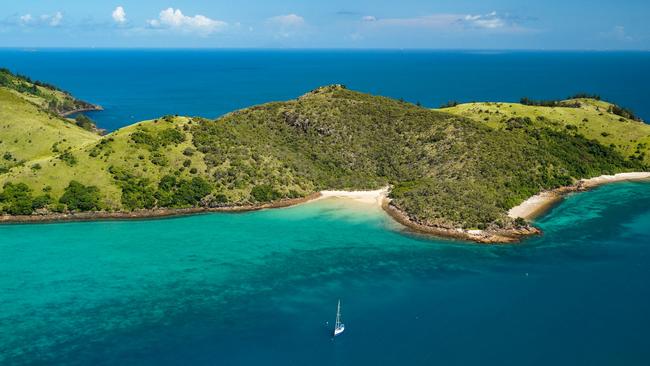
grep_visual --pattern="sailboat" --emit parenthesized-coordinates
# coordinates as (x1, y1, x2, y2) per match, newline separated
(333, 299, 345, 336)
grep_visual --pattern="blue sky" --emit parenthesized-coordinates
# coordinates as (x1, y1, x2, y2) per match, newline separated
(1, 0, 649, 49)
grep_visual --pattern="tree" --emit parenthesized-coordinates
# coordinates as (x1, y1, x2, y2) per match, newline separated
(74, 114, 96, 131)
(250, 184, 281, 202)
(59, 181, 102, 211)
(0, 182, 34, 215)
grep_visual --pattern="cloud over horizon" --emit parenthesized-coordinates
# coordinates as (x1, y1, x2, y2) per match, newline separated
(18, 11, 64, 27)
(146, 8, 227, 35)
(266, 14, 305, 38)
(112, 6, 127, 24)
(362, 11, 526, 33)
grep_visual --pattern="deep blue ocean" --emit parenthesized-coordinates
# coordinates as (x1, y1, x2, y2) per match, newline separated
(0, 50, 649, 365)
(1, 49, 649, 130)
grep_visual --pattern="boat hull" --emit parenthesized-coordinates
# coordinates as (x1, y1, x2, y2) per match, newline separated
(334, 324, 345, 336)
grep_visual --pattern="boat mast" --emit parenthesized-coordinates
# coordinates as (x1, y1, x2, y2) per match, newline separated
(335, 299, 341, 328)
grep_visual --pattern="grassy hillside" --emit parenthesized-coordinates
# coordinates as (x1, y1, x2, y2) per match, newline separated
(442, 98, 650, 164)
(1, 84, 648, 233)
(0, 68, 100, 117)
(0, 88, 100, 173)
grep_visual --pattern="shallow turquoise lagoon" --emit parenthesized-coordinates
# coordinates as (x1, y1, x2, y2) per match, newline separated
(1, 182, 650, 365)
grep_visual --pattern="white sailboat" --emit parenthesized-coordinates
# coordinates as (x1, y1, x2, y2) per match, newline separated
(333, 299, 345, 336)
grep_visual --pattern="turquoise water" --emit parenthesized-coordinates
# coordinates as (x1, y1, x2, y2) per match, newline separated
(1, 50, 649, 130)
(1, 182, 650, 365)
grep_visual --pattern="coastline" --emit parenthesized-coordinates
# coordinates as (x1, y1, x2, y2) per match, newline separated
(2, 173, 649, 243)
(382, 200, 540, 244)
(508, 172, 650, 220)
(0, 193, 322, 224)
(60, 105, 104, 117)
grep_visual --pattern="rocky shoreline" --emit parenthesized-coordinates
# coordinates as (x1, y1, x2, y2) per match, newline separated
(59, 105, 104, 117)
(0, 193, 322, 224)
(381, 199, 540, 244)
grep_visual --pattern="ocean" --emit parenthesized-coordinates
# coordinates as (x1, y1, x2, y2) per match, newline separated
(0, 50, 649, 365)
(0, 49, 649, 131)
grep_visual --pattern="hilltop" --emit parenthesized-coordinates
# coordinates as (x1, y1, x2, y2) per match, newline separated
(442, 96, 650, 165)
(1, 79, 649, 242)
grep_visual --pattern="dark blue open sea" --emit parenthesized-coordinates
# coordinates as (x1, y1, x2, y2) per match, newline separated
(1, 49, 649, 130)
(0, 50, 649, 365)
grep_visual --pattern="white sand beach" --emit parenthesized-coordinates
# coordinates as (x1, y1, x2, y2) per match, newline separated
(508, 172, 650, 219)
(319, 187, 389, 206)
(579, 172, 650, 188)
(507, 192, 561, 220)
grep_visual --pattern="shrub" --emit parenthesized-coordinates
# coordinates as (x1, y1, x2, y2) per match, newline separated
(505, 117, 532, 130)
(155, 175, 212, 207)
(59, 181, 102, 211)
(58, 151, 77, 166)
(568, 93, 600, 100)
(250, 184, 281, 202)
(74, 114, 96, 131)
(439, 101, 459, 108)
(158, 128, 185, 145)
(31, 194, 52, 209)
(608, 105, 641, 121)
(0, 182, 34, 215)
(131, 128, 185, 149)
(150, 152, 168, 166)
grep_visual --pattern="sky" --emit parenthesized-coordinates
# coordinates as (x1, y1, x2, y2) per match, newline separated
(0, 0, 649, 49)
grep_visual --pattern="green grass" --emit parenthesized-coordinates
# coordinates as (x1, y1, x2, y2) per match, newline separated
(0, 88, 99, 172)
(0, 116, 208, 208)
(442, 98, 650, 164)
(0, 68, 98, 116)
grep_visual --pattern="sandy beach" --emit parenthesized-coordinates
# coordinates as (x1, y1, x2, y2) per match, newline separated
(508, 172, 650, 219)
(318, 187, 389, 206)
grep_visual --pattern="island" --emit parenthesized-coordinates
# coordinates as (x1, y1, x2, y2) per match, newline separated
(1, 69, 649, 243)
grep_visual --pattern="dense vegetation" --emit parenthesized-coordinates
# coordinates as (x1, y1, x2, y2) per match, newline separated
(0, 182, 51, 215)
(58, 181, 102, 211)
(1, 81, 648, 232)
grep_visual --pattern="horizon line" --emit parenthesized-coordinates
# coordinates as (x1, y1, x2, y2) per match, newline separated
(0, 46, 649, 52)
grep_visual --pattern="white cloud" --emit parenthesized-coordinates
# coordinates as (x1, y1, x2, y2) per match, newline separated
(266, 14, 305, 38)
(463, 11, 504, 29)
(44, 12, 63, 26)
(112, 6, 127, 24)
(368, 14, 459, 28)
(147, 8, 227, 35)
(362, 15, 377, 22)
(267, 14, 305, 27)
(18, 11, 63, 27)
(363, 11, 524, 32)
(19, 14, 33, 25)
